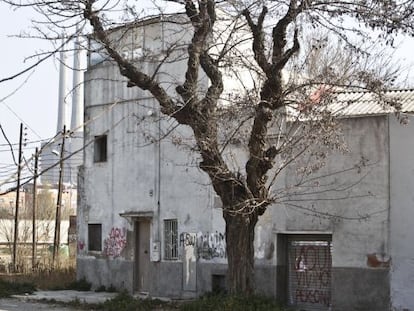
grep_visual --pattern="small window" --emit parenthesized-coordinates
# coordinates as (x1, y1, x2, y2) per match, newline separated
(88, 224, 102, 251)
(94, 135, 107, 162)
(164, 219, 178, 260)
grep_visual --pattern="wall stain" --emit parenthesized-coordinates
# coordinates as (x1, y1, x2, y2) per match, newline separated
(366, 253, 391, 268)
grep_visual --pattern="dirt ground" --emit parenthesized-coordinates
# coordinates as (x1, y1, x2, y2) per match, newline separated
(0, 298, 79, 311)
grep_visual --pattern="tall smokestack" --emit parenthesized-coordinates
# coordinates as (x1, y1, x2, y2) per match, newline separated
(70, 34, 84, 132)
(57, 38, 68, 133)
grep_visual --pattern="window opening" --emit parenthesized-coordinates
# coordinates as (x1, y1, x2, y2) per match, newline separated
(88, 224, 102, 251)
(164, 219, 178, 260)
(94, 135, 107, 163)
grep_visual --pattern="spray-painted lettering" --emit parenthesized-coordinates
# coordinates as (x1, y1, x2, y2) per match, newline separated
(293, 244, 331, 307)
(179, 231, 226, 260)
(180, 232, 197, 247)
(103, 227, 127, 258)
(295, 289, 330, 305)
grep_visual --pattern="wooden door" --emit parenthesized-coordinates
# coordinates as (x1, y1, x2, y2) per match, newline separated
(135, 220, 150, 293)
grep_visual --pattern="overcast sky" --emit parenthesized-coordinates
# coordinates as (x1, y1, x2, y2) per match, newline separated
(1, 2, 414, 188)
(0, 2, 60, 190)
(0, 4, 59, 145)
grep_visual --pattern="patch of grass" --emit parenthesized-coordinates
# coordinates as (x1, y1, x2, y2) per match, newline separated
(66, 277, 92, 291)
(179, 293, 286, 311)
(88, 292, 285, 311)
(1, 267, 77, 290)
(96, 291, 173, 311)
(36, 291, 287, 311)
(95, 284, 117, 293)
(0, 279, 36, 297)
(95, 285, 107, 292)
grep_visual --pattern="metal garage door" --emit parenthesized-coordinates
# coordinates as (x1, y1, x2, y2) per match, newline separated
(287, 236, 332, 311)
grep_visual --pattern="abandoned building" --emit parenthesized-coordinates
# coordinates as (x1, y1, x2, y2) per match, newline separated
(77, 14, 414, 311)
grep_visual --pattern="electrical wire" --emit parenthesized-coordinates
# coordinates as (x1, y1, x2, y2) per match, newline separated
(0, 124, 17, 166)
(0, 99, 122, 194)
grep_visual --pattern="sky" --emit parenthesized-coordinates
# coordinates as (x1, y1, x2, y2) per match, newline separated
(0, 0, 173, 190)
(0, 4, 59, 144)
(1, 1, 414, 189)
(0, 2, 62, 190)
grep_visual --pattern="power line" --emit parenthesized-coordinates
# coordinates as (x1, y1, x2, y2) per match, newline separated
(0, 99, 121, 192)
(0, 100, 42, 140)
(0, 136, 56, 147)
(0, 124, 17, 166)
(0, 69, 42, 139)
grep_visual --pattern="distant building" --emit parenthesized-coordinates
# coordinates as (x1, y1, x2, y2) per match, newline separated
(0, 191, 24, 219)
(0, 184, 74, 270)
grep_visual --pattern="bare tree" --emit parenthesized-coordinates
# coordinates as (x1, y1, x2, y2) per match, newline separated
(3, 0, 414, 294)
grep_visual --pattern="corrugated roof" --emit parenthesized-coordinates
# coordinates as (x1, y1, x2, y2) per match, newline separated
(330, 89, 414, 117)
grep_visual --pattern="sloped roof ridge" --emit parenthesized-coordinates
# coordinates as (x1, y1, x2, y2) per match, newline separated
(105, 12, 188, 34)
(334, 88, 414, 95)
(330, 87, 414, 116)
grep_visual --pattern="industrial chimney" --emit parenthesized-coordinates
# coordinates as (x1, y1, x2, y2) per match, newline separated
(56, 38, 68, 133)
(70, 34, 84, 132)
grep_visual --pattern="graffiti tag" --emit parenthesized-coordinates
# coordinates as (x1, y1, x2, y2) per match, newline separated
(293, 245, 331, 307)
(103, 227, 127, 258)
(77, 240, 85, 251)
(179, 231, 226, 260)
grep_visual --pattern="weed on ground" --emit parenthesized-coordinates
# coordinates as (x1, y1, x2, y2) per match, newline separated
(65, 277, 92, 291)
(0, 270, 288, 311)
(179, 293, 286, 311)
(82, 292, 286, 311)
(0, 279, 35, 297)
(98, 292, 175, 311)
(0, 267, 76, 290)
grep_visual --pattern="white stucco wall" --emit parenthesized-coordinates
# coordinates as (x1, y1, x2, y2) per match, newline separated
(82, 79, 216, 257)
(275, 116, 390, 268)
(389, 114, 414, 310)
(80, 17, 228, 265)
(80, 14, 414, 303)
(80, 14, 279, 269)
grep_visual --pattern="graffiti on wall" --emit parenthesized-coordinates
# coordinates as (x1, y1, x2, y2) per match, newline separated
(292, 244, 331, 307)
(179, 231, 226, 260)
(103, 227, 127, 258)
(77, 240, 85, 251)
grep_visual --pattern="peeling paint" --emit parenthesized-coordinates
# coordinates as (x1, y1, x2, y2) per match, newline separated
(366, 253, 391, 268)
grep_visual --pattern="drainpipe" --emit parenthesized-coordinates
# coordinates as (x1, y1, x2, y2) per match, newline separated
(157, 106, 161, 246)
(156, 17, 165, 246)
(386, 115, 391, 257)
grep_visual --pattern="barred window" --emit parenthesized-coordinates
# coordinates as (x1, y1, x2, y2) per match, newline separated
(164, 219, 178, 260)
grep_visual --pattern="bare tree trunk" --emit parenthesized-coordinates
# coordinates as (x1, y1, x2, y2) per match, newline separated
(224, 210, 258, 295)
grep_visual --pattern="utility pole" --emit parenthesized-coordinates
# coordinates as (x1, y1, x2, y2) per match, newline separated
(32, 147, 39, 270)
(53, 126, 65, 269)
(12, 123, 23, 272)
